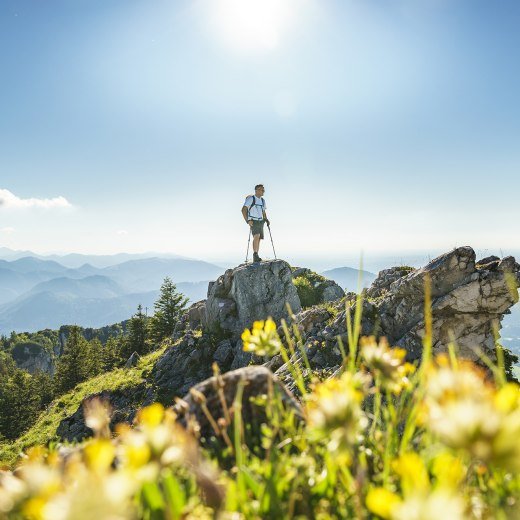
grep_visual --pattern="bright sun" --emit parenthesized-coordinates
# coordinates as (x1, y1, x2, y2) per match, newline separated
(211, 0, 296, 53)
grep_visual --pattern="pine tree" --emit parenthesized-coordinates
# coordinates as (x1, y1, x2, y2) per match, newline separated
(0, 369, 40, 439)
(31, 370, 54, 408)
(101, 336, 124, 370)
(0, 351, 17, 379)
(53, 326, 90, 394)
(123, 304, 149, 358)
(85, 338, 104, 377)
(149, 277, 188, 344)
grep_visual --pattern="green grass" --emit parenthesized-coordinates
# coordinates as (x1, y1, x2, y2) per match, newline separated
(0, 343, 168, 469)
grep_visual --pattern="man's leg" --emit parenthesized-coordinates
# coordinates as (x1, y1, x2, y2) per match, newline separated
(253, 234, 260, 253)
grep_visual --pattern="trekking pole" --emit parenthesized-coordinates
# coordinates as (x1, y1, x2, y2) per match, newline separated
(267, 223, 277, 259)
(245, 228, 252, 263)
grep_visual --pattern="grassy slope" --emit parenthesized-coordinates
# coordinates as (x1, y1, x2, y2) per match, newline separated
(0, 344, 168, 469)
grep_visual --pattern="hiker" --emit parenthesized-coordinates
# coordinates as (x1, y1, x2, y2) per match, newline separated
(242, 184, 270, 262)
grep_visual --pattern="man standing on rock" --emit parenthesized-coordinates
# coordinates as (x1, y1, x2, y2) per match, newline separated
(242, 184, 270, 263)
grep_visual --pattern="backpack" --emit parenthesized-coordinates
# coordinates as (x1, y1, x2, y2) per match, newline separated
(247, 195, 265, 219)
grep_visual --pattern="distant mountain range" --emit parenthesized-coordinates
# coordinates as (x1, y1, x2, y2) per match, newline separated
(321, 267, 376, 291)
(0, 250, 225, 332)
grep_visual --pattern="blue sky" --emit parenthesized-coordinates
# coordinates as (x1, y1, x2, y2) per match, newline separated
(0, 0, 519, 264)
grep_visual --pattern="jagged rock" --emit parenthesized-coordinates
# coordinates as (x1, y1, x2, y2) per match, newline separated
(174, 366, 302, 443)
(10, 342, 55, 375)
(366, 266, 414, 299)
(125, 351, 140, 368)
(56, 384, 154, 442)
(378, 248, 519, 360)
(291, 267, 313, 278)
(204, 260, 301, 336)
(321, 280, 345, 302)
(174, 300, 206, 339)
(152, 331, 234, 403)
(275, 247, 520, 373)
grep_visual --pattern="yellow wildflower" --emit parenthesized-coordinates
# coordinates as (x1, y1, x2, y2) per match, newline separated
(360, 336, 415, 393)
(241, 318, 282, 357)
(393, 453, 429, 495)
(306, 371, 369, 450)
(366, 487, 402, 519)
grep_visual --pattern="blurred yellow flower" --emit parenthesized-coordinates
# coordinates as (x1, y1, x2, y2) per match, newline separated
(431, 452, 465, 489)
(366, 487, 401, 519)
(306, 371, 369, 450)
(393, 453, 429, 495)
(360, 336, 415, 393)
(392, 490, 466, 520)
(241, 318, 282, 357)
(424, 361, 520, 471)
(83, 439, 115, 474)
(137, 403, 165, 428)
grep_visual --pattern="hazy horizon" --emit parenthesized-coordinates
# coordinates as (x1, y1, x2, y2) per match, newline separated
(2, 244, 518, 274)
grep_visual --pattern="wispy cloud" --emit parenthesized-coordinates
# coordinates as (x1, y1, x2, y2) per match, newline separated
(117, 229, 129, 236)
(0, 226, 15, 234)
(0, 188, 72, 210)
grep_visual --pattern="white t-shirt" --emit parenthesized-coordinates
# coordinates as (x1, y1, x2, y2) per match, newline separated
(243, 195, 266, 221)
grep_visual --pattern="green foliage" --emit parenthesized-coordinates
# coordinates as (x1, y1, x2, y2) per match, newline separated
(0, 342, 169, 468)
(293, 272, 327, 308)
(101, 336, 125, 371)
(53, 326, 91, 394)
(122, 304, 149, 359)
(0, 370, 43, 440)
(0, 351, 17, 379)
(148, 277, 188, 344)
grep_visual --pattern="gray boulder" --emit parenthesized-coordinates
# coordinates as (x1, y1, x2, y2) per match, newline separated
(204, 260, 301, 336)
(174, 365, 302, 444)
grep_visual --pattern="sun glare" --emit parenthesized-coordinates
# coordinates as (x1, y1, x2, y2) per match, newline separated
(211, 0, 295, 53)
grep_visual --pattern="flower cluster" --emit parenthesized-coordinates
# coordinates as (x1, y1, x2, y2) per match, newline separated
(360, 336, 415, 393)
(305, 371, 370, 451)
(367, 452, 467, 520)
(241, 317, 282, 357)
(0, 400, 217, 520)
(423, 357, 520, 471)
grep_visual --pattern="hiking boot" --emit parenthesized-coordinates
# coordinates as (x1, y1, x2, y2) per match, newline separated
(253, 252, 262, 263)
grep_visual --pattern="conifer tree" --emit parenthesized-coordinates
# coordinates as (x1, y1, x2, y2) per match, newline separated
(148, 277, 188, 344)
(0, 351, 16, 379)
(53, 326, 90, 394)
(86, 338, 104, 377)
(101, 336, 124, 370)
(0, 369, 40, 439)
(123, 304, 149, 358)
(31, 370, 54, 408)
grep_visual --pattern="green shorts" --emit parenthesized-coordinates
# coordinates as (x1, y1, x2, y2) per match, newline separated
(250, 219, 265, 239)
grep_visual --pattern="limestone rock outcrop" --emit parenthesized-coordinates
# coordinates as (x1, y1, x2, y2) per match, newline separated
(274, 247, 520, 385)
(11, 342, 55, 375)
(203, 260, 301, 336)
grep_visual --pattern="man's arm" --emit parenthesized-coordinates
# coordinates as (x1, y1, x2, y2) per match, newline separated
(242, 206, 250, 223)
(262, 209, 270, 225)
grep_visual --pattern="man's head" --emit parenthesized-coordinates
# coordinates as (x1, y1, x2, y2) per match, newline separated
(255, 184, 265, 197)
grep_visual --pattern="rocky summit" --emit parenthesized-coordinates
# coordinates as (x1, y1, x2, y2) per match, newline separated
(203, 259, 301, 336)
(56, 247, 520, 442)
